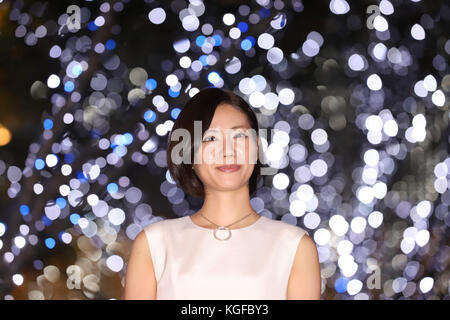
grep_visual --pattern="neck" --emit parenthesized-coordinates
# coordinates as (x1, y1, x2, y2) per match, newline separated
(198, 184, 256, 226)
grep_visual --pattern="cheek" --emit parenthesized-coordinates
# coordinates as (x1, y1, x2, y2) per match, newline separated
(194, 143, 219, 165)
(236, 139, 258, 164)
(248, 141, 258, 163)
(203, 143, 218, 163)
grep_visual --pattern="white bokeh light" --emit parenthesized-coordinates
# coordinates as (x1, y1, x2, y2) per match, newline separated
(257, 33, 274, 50)
(411, 23, 425, 40)
(431, 90, 445, 107)
(278, 88, 295, 105)
(267, 47, 284, 64)
(373, 15, 389, 32)
(329, 0, 350, 15)
(304, 212, 321, 229)
(357, 186, 374, 204)
(419, 277, 434, 294)
(223, 13, 235, 26)
(379, 0, 394, 15)
(148, 8, 166, 24)
(347, 279, 363, 295)
(423, 75, 437, 91)
(273, 172, 290, 190)
(383, 119, 398, 137)
(348, 53, 365, 71)
(12, 274, 24, 286)
(290, 200, 306, 217)
(14, 236, 26, 249)
(329, 214, 349, 236)
(106, 254, 124, 272)
(351, 216, 367, 234)
(367, 74, 382, 91)
(415, 229, 430, 247)
(165, 74, 178, 86)
(314, 228, 331, 246)
(363, 149, 379, 166)
(311, 128, 328, 145)
(310, 159, 328, 177)
(47, 74, 60, 88)
(108, 208, 126, 225)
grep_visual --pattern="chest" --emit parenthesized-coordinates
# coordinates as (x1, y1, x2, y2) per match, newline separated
(156, 231, 294, 299)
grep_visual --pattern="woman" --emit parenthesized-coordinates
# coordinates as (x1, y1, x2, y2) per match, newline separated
(124, 87, 321, 299)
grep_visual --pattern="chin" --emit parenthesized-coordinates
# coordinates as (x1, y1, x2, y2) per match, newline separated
(214, 179, 249, 190)
(216, 181, 241, 188)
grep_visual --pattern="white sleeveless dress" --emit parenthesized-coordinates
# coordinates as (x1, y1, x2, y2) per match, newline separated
(143, 214, 308, 300)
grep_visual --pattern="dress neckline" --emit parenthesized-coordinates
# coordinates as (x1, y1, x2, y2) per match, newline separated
(186, 214, 264, 231)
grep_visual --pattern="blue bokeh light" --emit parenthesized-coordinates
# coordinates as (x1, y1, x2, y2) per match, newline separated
(64, 81, 75, 92)
(168, 88, 180, 98)
(76, 170, 88, 182)
(241, 38, 253, 51)
(123, 132, 133, 145)
(45, 237, 56, 249)
(72, 64, 82, 77)
(113, 145, 127, 157)
(70, 213, 80, 225)
(88, 21, 98, 31)
(43, 119, 53, 130)
(42, 215, 52, 227)
(20, 205, 29, 216)
(144, 110, 157, 123)
(145, 78, 157, 90)
(335, 277, 349, 293)
(199, 55, 208, 66)
(105, 39, 116, 50)
(35, 158, 45, 170)
(56, 197, 67, 209)
(259, 8, 271, 18)
(237, 21, 248, 32)
(107, 182, 118, 194)
(208, 72, 221, 84)
(171, 107, 181, 120)
(196, 35, 206, 47)
(212, 34, 222, 46)
(64, 153, 75, 164)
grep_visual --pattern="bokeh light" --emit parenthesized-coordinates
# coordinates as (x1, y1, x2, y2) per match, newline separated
(0, 0, 448, 301)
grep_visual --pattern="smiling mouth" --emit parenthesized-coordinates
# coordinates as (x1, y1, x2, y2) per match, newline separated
(216, 165, 241, 173)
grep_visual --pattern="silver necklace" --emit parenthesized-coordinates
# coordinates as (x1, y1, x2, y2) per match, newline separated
(199, 212, 254, 241)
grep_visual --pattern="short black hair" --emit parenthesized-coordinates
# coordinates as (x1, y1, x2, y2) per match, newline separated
(166, 87, 262, 198)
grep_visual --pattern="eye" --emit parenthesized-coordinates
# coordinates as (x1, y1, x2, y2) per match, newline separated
(234, 132, 248, 139)
(202, 136, 216, 142)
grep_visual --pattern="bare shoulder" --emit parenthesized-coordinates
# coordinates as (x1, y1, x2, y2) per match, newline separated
(123, 229, 157, 299)
(133, 229, 151, 252)
(297, 233, 316, 252)
(287, 232, 321, 299)
(292, 233, 318, 267)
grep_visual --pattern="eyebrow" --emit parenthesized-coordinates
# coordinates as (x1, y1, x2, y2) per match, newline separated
(204, 125, 250, 133)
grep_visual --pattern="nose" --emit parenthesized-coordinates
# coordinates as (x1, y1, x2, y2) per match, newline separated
(222, 133, 235, 160)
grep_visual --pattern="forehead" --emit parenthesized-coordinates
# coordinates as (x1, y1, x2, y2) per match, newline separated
(207, 104, 250, 130)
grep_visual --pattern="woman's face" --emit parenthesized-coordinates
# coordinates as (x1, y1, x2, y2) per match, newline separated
(193, 104, 259, 193)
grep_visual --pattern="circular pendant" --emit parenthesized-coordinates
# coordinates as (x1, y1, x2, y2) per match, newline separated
(213, 226, 231, 241)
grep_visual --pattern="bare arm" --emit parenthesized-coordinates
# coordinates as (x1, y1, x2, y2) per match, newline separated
(123, 230, 157, 299)
(286, 234, 321, 299)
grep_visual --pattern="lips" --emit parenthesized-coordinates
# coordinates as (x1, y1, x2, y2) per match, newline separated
(216, 164, 240, 173)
